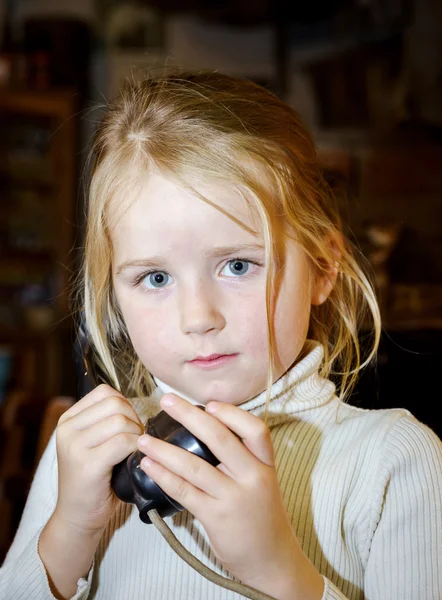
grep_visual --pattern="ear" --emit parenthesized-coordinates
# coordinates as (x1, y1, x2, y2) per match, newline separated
(310, 233, 342, 306)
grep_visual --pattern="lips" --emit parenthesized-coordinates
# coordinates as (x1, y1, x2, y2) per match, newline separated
(188, 353, 238, 368)
(190, 354, 227, 362)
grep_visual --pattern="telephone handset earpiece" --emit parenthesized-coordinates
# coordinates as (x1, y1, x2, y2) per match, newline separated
(111, 406, 220, 523)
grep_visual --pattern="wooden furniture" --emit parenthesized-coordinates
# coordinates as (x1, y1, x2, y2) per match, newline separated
(0, 391, 75, 563)
(0, 87, 79, 563)
(0, 87, 78, 398)
(35, 395, 75, 465)
(317, 130, 442, 331)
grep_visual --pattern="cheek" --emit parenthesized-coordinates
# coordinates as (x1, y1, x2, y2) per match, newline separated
(128, 315, 168, 355)
(129, 318, 182, 376)
(274, 297, 310, 343)
(231, 292, 269, 356)
(115, 292, 174, 362)
(272, 267, 312, 367)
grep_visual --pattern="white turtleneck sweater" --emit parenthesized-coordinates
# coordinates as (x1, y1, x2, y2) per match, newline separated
(1, 342, 441, 600)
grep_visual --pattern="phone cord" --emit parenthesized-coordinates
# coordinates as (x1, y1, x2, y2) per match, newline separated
(148, 509, 278, 600)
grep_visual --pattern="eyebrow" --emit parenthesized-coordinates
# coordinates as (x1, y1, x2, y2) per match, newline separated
(115, 244, 265, 275)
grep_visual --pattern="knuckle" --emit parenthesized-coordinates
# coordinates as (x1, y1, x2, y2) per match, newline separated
(56, 416, 67, 431)
(57, 411, 70, 426)
(110, 412, 128, 430)
(113, 431, 133, 450)
(186, 458, 202, 480)
(254, 420, 270, 441)
(213, 428, 230, 447)
(68, 437, 85, 461)
(174, 479, 189, 502)
(96, 383, 115, 395)
(107, 394, 126, 411)
(56, 421, 72, 445)
(250, 466, 271, 489)
(111, 396, 133, 417)
(57, 402, 78, 424)
(96, 384, 125, 403)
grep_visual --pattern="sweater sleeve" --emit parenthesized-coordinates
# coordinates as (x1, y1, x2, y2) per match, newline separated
(0, 432, 94, 600)
(318, 413, 442, 600)
(363, 415, 442, 600)
(320, 577, 350, 599)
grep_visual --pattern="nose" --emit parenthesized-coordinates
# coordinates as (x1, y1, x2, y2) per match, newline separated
(179, 280, 225, 335)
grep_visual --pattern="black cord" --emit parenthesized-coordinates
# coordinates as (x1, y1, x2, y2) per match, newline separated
(148, 509, 278, 600)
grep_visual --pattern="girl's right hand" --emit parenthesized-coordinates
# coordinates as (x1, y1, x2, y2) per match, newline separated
(52, 384, 144, 534)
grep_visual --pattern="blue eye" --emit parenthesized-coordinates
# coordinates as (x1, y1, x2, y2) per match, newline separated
(221, 260, 251, 277)
(142, 271, 172, 289)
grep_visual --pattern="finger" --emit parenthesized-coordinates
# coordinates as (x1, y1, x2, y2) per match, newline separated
(137, 434, 232, 498)
(58, 384, 125, 425)
(206, 401, 274, 467)
(159, 394, 262, 478)
(92, 431, 142, 469)
(78, 413, 143, 449)
(139, 456, 211, 516)
(64, 394, 143, 432)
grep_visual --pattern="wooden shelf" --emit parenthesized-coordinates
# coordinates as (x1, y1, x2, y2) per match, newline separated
(0, 87, 77, 120)
(0, 87, 78, 398)
(0, 325, 58, 342)
(0, 250, 54, 265)
(382, 283, 442, 331)
(0, 175, 54, 192)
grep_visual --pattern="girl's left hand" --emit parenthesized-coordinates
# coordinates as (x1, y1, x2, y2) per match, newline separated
(137, 393, 322, 600)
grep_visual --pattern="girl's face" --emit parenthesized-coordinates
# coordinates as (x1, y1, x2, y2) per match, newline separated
(112, 171, 325, 405)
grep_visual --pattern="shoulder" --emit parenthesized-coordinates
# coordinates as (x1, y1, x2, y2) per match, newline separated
(335, 404, 442, 490)
(336, 401, 440, 452)
(305, 401, 441, 485)
(379, 410, 442, 473)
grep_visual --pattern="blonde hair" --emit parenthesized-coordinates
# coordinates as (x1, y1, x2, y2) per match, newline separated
(79, 70, 381, 403)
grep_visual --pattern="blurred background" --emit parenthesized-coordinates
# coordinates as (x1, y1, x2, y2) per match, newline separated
(0, 0, 441, 563)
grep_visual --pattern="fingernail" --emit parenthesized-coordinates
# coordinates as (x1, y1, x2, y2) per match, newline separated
(161, 394, 176, 407)
(138, 434, 149, 448)
(141, 457, 152, 469)
(206, 401, 218, 413)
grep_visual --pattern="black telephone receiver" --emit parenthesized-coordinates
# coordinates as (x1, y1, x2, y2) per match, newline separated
(75, 315, 220, 523)
(111, 408, 220, 523)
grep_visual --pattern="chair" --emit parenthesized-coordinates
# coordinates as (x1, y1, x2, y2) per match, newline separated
(35, 396, 75, 466)
(0, 392, 74, 563)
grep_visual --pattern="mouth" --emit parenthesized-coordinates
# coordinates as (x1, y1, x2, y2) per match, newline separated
(188, 353, 239, 369)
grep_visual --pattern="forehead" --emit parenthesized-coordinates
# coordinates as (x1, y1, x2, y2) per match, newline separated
(111, 170, 263, 254)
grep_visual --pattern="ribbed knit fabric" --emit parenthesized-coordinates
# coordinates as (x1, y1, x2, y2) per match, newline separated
(1, 341, 441, 600)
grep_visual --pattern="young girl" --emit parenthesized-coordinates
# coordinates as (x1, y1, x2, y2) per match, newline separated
(1, 71, 441, 600)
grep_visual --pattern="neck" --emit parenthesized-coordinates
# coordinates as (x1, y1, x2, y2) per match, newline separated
(154, 341, 336, 424)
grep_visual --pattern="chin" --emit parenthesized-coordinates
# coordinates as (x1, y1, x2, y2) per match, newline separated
(183, 382, 240, 406)
(192, 379, 264, 406)
(193, 390, 238, 406)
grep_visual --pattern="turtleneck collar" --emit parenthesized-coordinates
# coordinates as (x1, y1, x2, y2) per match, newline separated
(153, 340, 336, 425)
